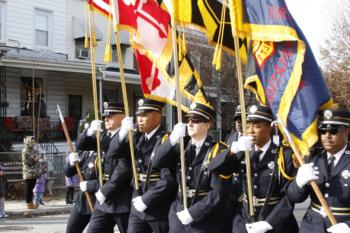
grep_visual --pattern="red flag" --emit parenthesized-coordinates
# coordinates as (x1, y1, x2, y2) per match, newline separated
(135, 49, 176, 104)
(88, 0, 137, 32)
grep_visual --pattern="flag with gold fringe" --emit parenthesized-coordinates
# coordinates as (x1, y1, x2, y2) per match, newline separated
(229, 0, 333, 155)
(161, 0, 248, 69)
(89, 0, 211, 111)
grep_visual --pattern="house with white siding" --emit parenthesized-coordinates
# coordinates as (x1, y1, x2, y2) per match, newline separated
(0, 0, 143, 142)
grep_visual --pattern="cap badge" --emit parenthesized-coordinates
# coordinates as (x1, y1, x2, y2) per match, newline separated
(190, 103, 197, 110)
(324, 110, 333, 120)
(138, 99, 144, 106)
(103, 102, 109, 109)
(249, 105, 258, 114)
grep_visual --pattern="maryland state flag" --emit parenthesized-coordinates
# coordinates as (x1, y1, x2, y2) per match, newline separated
(89, 0, 210, 111)
(237, 0, 333, 155)
(88, 0, 137, 32)
(134, 46, 210, 112)
(162, 0, 248, 64)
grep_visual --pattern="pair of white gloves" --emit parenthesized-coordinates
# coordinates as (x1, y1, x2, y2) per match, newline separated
(295, 163, 350, 233)
(86, 118, 135, 140)
(130, 196, 193, 226)
(68, 152, 107, 205)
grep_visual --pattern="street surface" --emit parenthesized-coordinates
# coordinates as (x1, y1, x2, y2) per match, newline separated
(0, 202, 309, 233)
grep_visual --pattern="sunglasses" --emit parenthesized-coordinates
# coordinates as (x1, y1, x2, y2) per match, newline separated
(319, 127, 343, 135)
(185, 118, 207, 124)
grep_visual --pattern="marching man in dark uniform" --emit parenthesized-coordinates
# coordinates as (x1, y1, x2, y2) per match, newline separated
(119, 99, 177, 233)
(153, 102, 231, 233)
(287, 108, 350, 233)
(209, 104, 298, 233)
(226, 105, 244, 145)
(75, 102, 132, 233)
(65, 150, 98, 233)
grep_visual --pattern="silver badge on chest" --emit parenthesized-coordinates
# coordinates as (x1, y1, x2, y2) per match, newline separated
(88, 162, 94, 169)
(342, 170, 350, 180)
(268, 161, 275, 170)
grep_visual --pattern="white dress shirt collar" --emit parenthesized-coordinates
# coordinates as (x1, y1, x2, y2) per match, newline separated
(255, 139, 272, 161)
(327, 145, 347, 167)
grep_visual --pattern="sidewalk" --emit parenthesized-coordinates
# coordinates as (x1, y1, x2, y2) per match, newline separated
(4, 199, 72, 218)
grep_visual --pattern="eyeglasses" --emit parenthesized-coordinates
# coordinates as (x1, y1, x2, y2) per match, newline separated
(319, 127, 343, 135)
(185, 118, 206, 124)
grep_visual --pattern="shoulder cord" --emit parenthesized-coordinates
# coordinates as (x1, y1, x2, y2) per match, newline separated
(277, 148, 295, 181)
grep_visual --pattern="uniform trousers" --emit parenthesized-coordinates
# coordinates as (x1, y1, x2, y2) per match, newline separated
(87, 208, 129, 233)
(127, 212, 169, 233)
(65, 205, 91, 233)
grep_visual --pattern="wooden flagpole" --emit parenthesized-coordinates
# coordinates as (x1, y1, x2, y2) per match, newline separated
(110, 0, 139, 192)
(57, 105, 94, 212)
(170, 15, 188, 209)
(87, 5, 104, 186)
(230, 0, 255, 220)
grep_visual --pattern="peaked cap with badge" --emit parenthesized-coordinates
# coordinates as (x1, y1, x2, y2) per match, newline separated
(135, 98, 164, 115)
(234, 105, 243, 121)
(185, 102, 216, 121)
(246, 104, 274, 122)
(102, 102, 125, 117)
(319, 109, 350, 128)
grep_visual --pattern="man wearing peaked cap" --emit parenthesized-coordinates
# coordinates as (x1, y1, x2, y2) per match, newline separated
(152, 102, 232, 233)
(208, 103, 299, 233)
(287, 108, 350, 233)
(116, 98, 176, 233)
(226, 105, 245, 145)
(74, 101, 133, 233)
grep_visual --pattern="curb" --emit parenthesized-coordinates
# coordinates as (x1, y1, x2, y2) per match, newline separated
(6, 206, 72, 218)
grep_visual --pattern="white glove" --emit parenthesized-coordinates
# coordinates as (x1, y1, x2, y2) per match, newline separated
(69, 152, 80, 166)
(95, 189, 106, 205)
(176, 208, 194, 225)
(327, 223, 350, 233)
(86, 120, 103, 136)
(169, 122, 187, 145)
(246, 221, 273, 233)
(132, 196, 147, 212)
(79, 181, 87, 192)
(231, 136, 253, 154)
(296, 163, 319, 188)
(119, 117, 134, 141)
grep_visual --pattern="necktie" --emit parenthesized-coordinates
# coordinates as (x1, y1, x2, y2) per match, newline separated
(253, 150, 263, 169)
(137, 135, 147, 150)
(328, 156, 335, 174)
(186, 144, 196, 165)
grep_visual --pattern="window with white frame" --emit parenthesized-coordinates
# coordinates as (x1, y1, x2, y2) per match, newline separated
(34, 9, 52, 48)
(0, 2, 6, 43)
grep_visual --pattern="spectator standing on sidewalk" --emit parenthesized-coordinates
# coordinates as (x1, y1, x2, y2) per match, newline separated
(33, 159, 48, 206)
(22, 136, 41, 209)
(0, 163, 8, 218)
